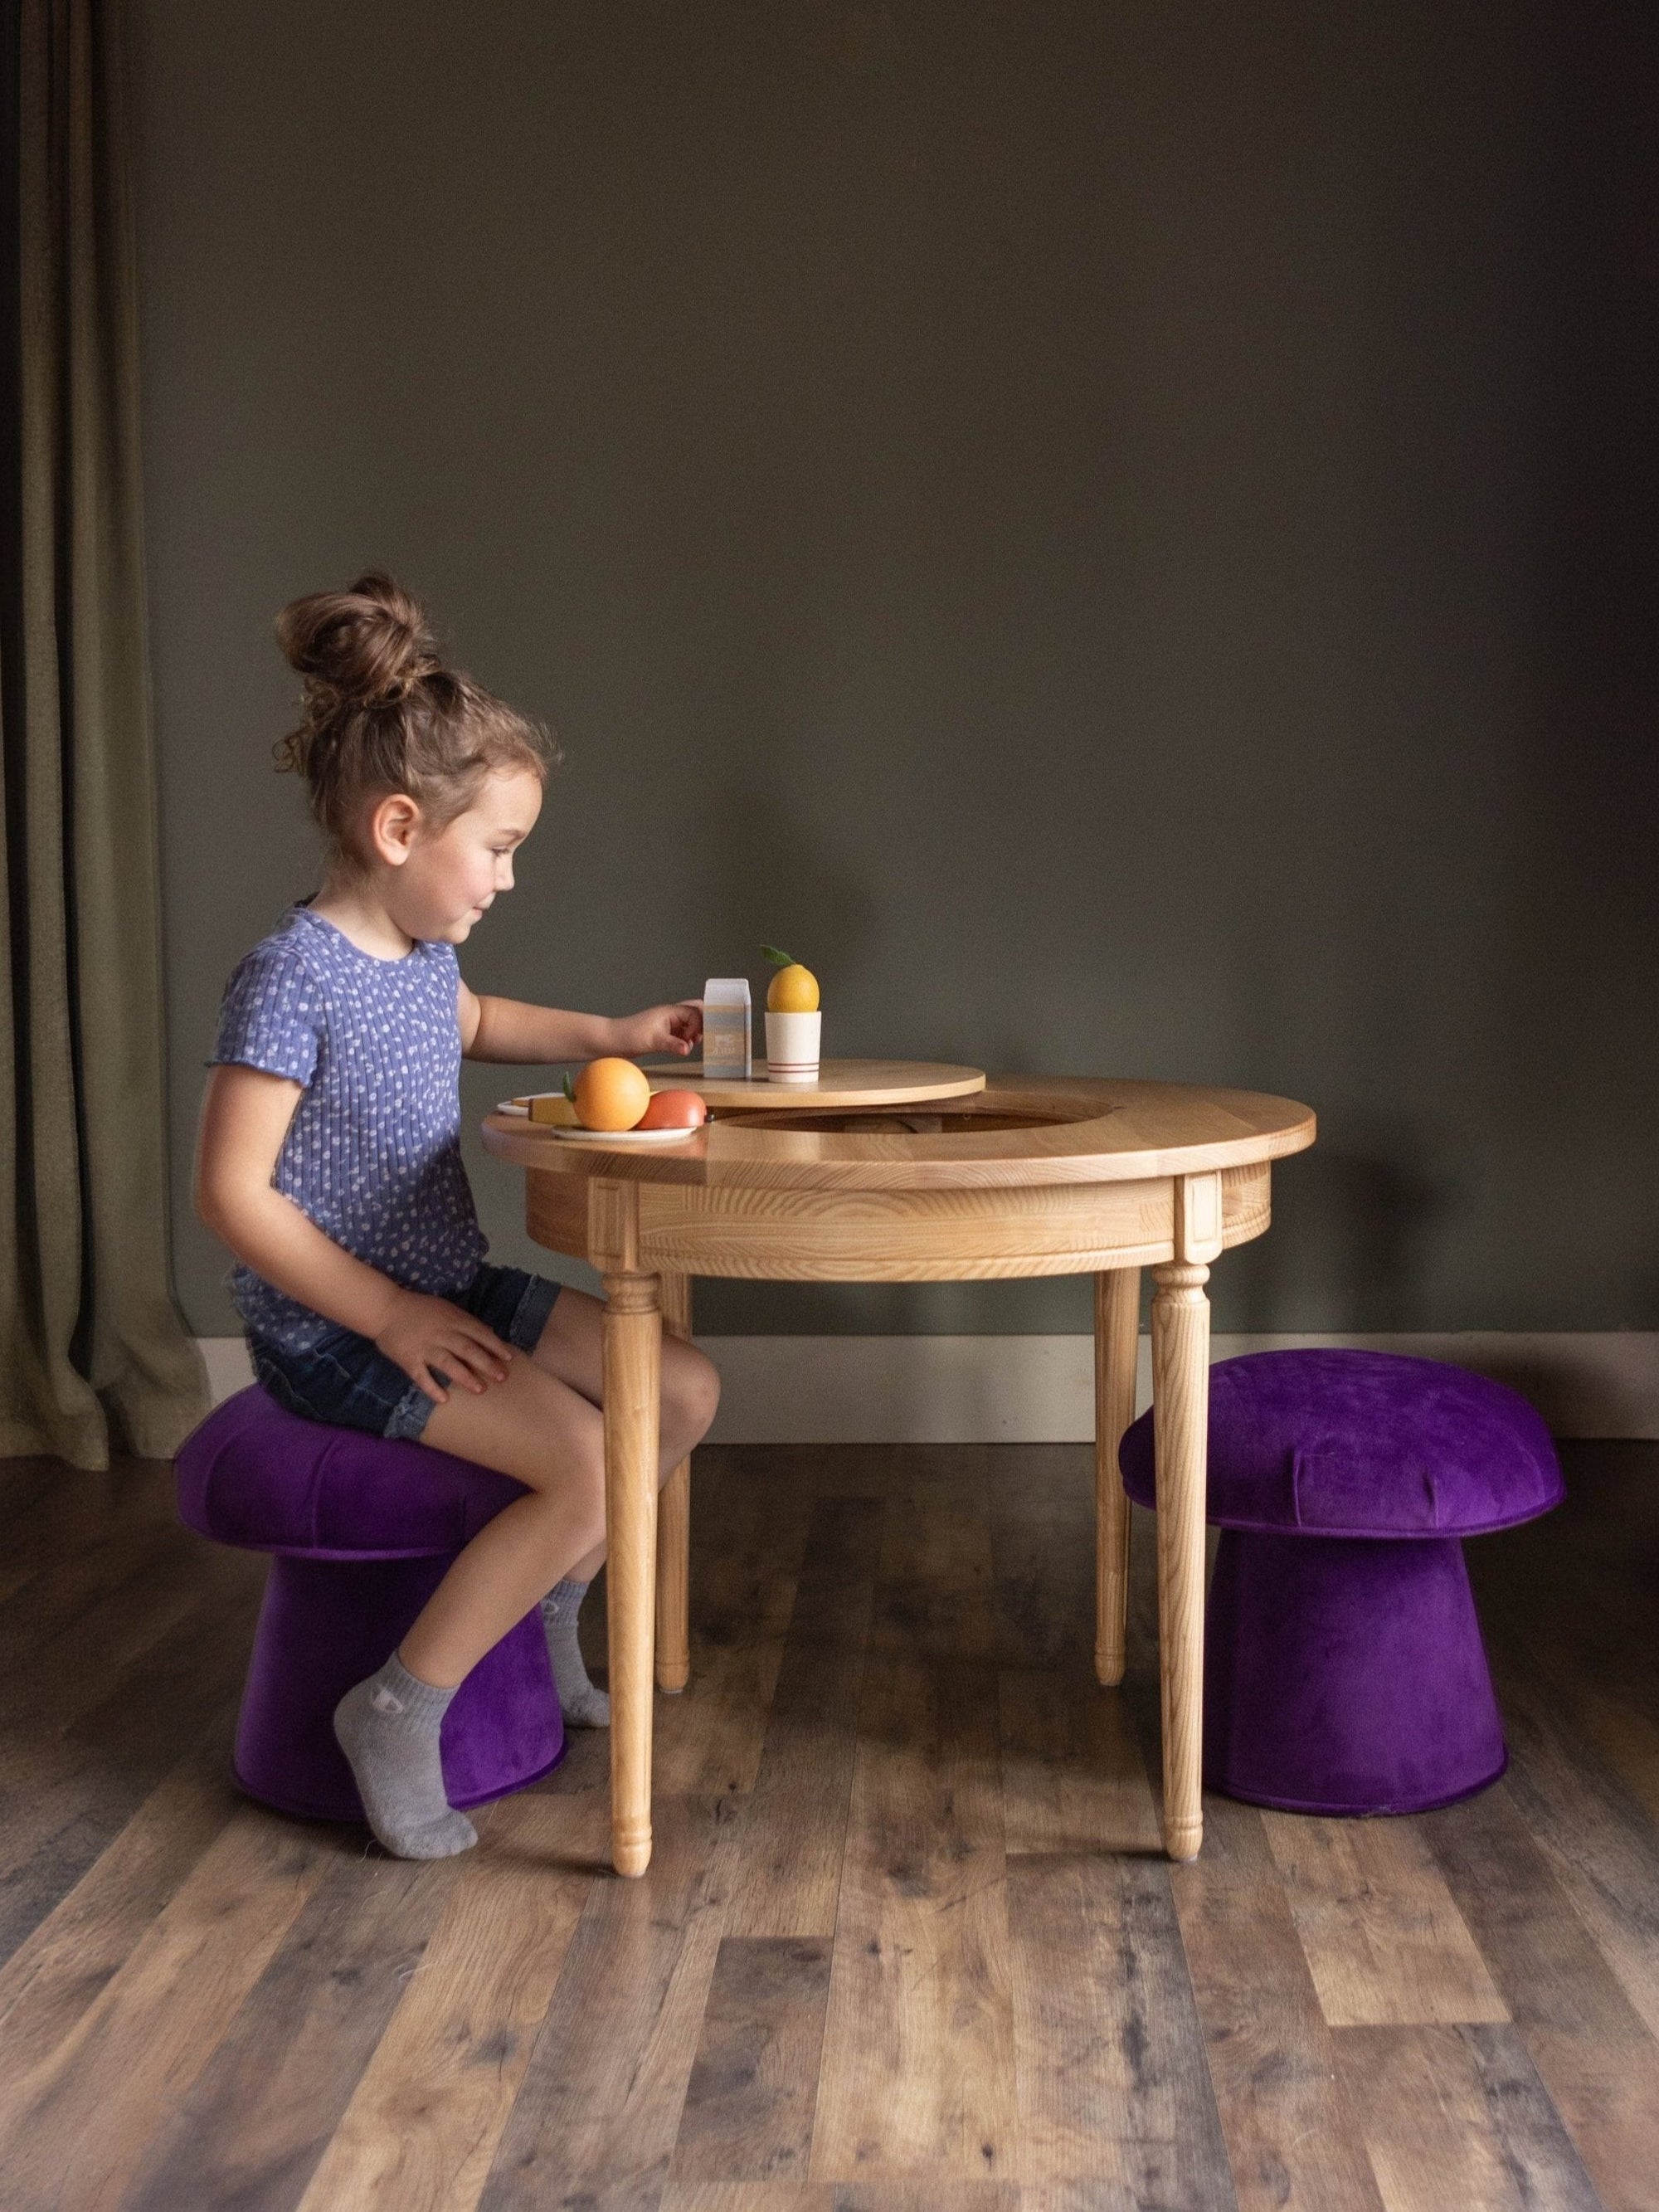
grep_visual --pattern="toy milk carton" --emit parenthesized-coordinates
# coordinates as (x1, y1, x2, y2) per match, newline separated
(702, 977, 752, 1078)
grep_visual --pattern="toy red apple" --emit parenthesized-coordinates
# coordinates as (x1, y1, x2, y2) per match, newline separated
(638, 1089, 708, 1131)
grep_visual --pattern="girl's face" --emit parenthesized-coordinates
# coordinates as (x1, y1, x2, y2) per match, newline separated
(374, 767, 544, 944)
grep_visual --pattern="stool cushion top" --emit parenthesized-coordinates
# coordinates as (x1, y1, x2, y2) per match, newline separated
(1119, 1349, 1564, 1537)
(177, 1386, 528, 1560)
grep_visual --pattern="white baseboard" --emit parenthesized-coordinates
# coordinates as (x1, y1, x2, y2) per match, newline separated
(199, 1337, 259, 1406)
(197, 1331, 1659, 1442)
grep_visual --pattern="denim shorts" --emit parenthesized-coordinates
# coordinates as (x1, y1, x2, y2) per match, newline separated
(250, 1262, 562, 1443)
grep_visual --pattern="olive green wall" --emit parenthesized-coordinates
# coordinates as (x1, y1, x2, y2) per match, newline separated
(134, 1, 1659, 1338)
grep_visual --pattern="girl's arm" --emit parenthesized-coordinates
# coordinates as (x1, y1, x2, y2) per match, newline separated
(194, 1065, 513, 1401)
(459, 986, 702, 1064)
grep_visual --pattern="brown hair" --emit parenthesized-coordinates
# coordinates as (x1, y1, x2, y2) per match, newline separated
(273, 572, 557, 860)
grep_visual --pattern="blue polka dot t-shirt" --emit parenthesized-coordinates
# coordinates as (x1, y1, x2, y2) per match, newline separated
(209, 904, 486, 1351)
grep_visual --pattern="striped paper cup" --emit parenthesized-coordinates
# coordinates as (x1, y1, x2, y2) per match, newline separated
(764, 1011, 821, 1084)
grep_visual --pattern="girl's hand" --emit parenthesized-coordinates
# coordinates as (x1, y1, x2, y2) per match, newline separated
(615, 1000, 703, 1059)
(374, 1289, 514, 1402)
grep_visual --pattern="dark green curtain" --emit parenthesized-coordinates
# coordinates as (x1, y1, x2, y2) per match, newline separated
(1, 0, 207, 1467)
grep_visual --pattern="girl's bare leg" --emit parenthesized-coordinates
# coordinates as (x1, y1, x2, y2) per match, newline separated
(523, 1285, 719, 1721)
(333, 1358, 608, 1859)
(527, 1288, 719, 1583)
(400, 1357, 610, 1687)
(399, 1289, 718, 1685)
(333, 1288, 719, 1858)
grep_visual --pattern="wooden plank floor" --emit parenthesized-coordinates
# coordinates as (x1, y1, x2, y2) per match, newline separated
(0, 1435, 1653, 2211)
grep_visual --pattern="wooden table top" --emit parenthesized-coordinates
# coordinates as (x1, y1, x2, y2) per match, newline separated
(482, 1074, 1317, 1192)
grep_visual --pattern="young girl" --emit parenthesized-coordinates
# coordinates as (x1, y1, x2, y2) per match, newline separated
(195, 572, 720, 1860)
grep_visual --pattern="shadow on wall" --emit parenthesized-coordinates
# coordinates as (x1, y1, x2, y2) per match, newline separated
(1496, 0, 1659, 1319)
(1228, 1121, 1455, 1335)
(693, 775, 879, 1002)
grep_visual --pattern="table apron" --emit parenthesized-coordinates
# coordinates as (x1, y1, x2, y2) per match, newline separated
(525, 1162, 1270, 1281)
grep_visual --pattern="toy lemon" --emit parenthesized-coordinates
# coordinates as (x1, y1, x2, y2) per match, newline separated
(762, 944, 820, 1012)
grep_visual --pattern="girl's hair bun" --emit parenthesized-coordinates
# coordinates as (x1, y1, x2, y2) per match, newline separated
(275, 571, 441, 711)
(272, 569, 557, 860)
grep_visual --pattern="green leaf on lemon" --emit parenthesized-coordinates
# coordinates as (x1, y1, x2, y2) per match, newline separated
(761, 943, 795, 967)
(562, 1070, 577, 1103)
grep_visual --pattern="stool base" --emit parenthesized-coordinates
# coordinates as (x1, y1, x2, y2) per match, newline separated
(235, 1554, 566, 1825)
(1203, 1530, 1506, 1818)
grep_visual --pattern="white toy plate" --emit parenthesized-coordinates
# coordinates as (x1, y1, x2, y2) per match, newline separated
(547, 1123, 703, 1147)
(496, 1096, 703, 1143)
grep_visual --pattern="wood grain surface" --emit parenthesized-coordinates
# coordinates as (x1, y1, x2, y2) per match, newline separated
(485, 1074, 1316, 1194)
(657, 1274, 695, 1694)
(601, 1230, 662, 1878)
(1092, 1266, 1140, 1688)
(0, 1437, 1652, 2210)
(1150, 1258, 1211, 1860)
(810, 1655, 1017, 2184)
(640, 1060, 987, 1110)
(510, 1079, 1306, 1878)
(1263, 1814, 1509, 2028)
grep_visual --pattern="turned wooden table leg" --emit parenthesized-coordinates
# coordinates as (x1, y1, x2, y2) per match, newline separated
(656, 1273, 693, 1695)
(1151, 1256, 1211, 1862)
(602, 1269, 661, 1878)
(1094, 1267, 1141, 1687)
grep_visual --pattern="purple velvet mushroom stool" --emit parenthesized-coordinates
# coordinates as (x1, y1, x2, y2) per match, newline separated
(1119, 1350, 1564, 1816)
(176, 1385, 565, 1824)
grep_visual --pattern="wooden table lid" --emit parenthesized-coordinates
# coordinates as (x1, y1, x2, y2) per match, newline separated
(641, 1057, 986, 1109)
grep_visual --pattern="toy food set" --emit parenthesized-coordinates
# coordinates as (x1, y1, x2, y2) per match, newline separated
(501, 1061, 708, 1145)
(762, 945, 821, 1083)
(702, 977, 752, 1078)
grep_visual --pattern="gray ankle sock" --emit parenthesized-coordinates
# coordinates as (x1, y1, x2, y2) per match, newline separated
(541, 1579, 611, 1727)
(333, 1653, 478, 1859)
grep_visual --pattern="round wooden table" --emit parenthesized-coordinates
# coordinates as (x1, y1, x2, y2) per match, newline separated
(483, 1066, 1316, 1874)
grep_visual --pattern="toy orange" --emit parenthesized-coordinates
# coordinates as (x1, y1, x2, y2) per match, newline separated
(572, 1057, 652, 1132)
